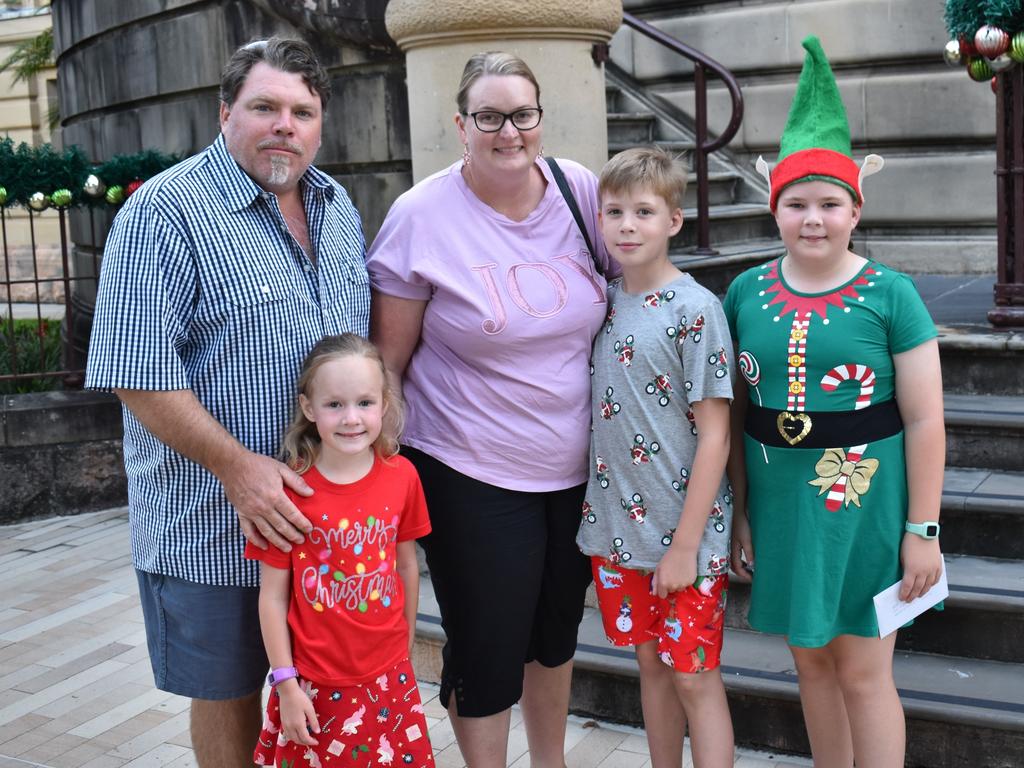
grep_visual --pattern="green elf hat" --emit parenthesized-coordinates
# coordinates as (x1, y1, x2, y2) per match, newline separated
(757, 36, 883, 211)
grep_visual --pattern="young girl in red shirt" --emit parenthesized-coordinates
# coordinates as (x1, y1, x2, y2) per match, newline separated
(247, 333, 434, 767)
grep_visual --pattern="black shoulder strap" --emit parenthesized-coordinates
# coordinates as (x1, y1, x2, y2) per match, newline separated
(545, 156, 603, 276)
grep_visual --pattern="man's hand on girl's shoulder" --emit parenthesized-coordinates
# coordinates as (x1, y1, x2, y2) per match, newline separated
(222, 451, 314, 551)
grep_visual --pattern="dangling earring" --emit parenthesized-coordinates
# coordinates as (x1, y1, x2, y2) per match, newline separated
(462, 145, 470, 166)
(537, 145, 545, 160)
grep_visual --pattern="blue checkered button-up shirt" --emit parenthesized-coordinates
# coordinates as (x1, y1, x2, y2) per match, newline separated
(86, 135, 371, 586)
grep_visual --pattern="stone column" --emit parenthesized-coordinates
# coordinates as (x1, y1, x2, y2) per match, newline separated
(385, 0, 621, 181)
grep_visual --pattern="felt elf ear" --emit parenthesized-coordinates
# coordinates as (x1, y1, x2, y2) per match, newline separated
(858, 154, 884, 190)
(755, 155, 772, 185)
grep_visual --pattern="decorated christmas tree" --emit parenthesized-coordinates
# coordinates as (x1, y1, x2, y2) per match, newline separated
(943, 0, 1024, 84)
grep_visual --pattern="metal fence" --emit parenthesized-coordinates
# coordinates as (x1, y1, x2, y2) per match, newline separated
(1, 205, 101, 391)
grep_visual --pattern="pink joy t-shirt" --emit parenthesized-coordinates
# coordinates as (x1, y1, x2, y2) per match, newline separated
(366, 156, 614, 491)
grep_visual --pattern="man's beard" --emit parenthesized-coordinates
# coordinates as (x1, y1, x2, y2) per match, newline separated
(268, 155, 292, 187)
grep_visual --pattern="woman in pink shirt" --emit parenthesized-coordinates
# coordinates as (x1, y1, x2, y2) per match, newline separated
(367, 51, 613, 768)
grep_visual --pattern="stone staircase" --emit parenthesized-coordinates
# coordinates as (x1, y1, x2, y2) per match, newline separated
(604, 63, 784, 295)
(410, 44, 1024, 768)
(412, 325, 1024, 768)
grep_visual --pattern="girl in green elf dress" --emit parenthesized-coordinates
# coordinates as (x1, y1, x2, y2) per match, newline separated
(723, 37, 945, 768)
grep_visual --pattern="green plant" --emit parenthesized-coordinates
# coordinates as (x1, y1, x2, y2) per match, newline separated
(0, 317, 63, 394)
(0, 27, 53, 85)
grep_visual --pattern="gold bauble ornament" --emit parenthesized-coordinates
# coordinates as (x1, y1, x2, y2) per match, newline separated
(943, 39, 962, 66)
(83, 174, 106, 198)
(51, 188, 73, 208)
(28, 192, 50, 211)
(968, 56, 994, 82)
(105, 185, 125, 205)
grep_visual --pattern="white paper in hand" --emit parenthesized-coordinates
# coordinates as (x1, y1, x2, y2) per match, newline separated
(873, 560, 948, 639)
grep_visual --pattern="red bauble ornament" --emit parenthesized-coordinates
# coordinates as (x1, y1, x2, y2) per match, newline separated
(126, 179, 143, 197)
(975, 25, 1010, 58)
(959, 35, 978, 58)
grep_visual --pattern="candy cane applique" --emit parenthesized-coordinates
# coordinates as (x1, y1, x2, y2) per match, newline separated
(815, 364, 878, 511)
(821, 363, 875, 410)
(738, 350, 769, 464)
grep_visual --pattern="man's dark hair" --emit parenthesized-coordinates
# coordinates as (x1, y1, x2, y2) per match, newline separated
(219, 37, 331, 110)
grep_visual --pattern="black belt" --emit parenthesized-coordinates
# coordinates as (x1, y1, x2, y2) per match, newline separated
(745, 400, 903, 448)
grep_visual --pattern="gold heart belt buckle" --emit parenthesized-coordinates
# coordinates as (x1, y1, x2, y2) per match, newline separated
(776, 411, 812, 445)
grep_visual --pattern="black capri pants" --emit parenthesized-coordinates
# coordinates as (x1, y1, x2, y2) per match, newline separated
(404, 446, 593, 717)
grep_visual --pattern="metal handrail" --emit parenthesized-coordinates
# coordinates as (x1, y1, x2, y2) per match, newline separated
(621, 12, 744, 256)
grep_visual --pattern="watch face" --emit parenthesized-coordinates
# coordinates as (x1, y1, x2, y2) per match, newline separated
(925, 524, 939, 538)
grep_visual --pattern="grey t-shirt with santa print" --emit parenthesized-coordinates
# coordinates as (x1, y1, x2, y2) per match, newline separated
(577, 273, 734, 573)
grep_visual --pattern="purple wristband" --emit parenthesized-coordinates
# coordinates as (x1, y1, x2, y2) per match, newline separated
(267, 667, 298, 687)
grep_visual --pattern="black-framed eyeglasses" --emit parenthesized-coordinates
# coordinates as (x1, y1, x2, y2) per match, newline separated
(464, 107, 543, 133)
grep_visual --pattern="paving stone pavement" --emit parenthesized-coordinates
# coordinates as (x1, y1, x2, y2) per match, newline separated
(0, 508, 811, 768)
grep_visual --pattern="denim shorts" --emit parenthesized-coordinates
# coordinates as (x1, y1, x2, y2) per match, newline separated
(135, 570, 268, 700)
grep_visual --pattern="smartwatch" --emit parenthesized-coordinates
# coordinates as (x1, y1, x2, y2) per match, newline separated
(267, 666, 299, 687)
(904, 521, 940, 540)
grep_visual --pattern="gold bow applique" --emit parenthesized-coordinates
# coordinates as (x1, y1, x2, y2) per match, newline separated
(807, 448, 879, 508)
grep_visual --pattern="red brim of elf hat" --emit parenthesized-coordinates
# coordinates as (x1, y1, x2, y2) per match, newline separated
(769, 148, 861, 211)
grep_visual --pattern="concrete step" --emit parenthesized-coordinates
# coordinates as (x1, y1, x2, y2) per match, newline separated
(942, 467, 1024, 559)
(608, 138, 696, 157)
(937, 326, 1024, 396)
(681, 171, 739, 208)
(944, 394, 1024, 472)
(605, 83, 623, 114)
(413, 583, 1024, 768)
(726, 554, 1024, 663)
(607, 112, 656, 144)
(671, 237, 784, 294)
(899, 554, 1024, 663)
(673, 202, 777, 250)
(572, 629, 1024, 768)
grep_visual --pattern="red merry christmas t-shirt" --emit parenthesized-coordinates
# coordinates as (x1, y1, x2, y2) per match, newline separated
(245, 455, 431, 685)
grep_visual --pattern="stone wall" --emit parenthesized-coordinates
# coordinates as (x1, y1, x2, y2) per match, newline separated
(0, 391, 127, 523)
(51, 0, 410, 241)
(614, 0, 998, 273)
(50, 0, 412, 364)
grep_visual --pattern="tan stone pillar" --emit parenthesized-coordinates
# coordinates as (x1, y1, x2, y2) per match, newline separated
(386, 0, 621, 182)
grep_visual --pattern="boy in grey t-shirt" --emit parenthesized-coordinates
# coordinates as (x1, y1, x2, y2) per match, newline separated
(576, 147, 735, 765)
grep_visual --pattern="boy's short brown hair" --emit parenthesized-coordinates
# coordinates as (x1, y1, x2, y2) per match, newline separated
(599, 146, 688, 210)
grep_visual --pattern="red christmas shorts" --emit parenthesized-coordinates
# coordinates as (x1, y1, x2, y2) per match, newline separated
(254, 658, 434, 767)
(591, 557, 728, 674)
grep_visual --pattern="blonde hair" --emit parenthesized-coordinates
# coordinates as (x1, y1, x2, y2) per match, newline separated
(280, 334, 403, 473)
(456, 51, 541, 114)
(599, 146, 688, 210)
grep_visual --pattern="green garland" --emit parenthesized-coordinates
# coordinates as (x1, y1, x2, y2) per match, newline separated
(946, 0, 1024, 37)
(0, 138, 180, 210)
(946, 0, 988, 38)
(985, 0, 1024, 26)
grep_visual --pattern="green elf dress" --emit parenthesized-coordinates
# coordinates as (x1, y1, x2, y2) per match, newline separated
(723, 258, 936, 646)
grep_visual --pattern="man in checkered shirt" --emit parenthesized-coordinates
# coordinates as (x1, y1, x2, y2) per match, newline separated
(86, 37, 370, 767)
